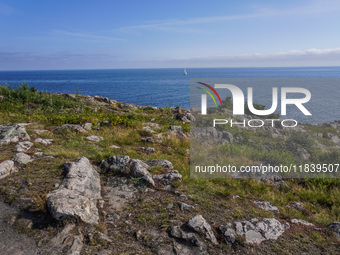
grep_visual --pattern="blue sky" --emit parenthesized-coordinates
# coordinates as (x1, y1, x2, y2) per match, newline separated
(1, 0, 340, 70)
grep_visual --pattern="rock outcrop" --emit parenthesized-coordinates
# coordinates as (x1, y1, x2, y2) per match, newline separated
(12, 153, 32, 165)
(220, 218, 289, 244)
(100, 156, 182, 188)
(15, 141, 34, 152)
(0, 124, 30, 145)
(35, 138, 53, 145)
(187, 215, 218, 245)
(47, 157, 101, 224)
(254, 201, 279, 213)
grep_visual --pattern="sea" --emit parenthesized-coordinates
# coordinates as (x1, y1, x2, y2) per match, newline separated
(0, 67, 339, 123)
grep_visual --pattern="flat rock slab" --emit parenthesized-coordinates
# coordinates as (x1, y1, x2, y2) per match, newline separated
(47, 157, 101, 224)
(0, 124, 30, 145)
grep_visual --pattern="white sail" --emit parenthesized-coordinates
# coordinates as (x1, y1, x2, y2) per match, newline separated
(184, 69, 187, 75)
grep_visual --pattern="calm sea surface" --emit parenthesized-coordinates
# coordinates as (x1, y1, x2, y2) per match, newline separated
(0, 67, 339, 123)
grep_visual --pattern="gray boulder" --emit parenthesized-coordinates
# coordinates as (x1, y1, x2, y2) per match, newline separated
(35, 138, 53, 145)
(142, 122, 161, 130)
(130, 159, 151, 177)
(12, 153, 32, 165)
(0, 124, 30, 145)
(47, 157, 101, 224)
(85, 135, 103, 142)
(15, 141, 34, 152)
(228, 218, 289, 244)
(219, 224, 236, 244)
(254, 201, 279, 213)
(81, 122, 92, 131)
(100, 155, 131, 174)
(0, 160, 17, 180)
(146, 159, 173, 170)
(179, 202, 194, 211)
(142, 126, 156, 133)
(287, 201, 305, 211)
(141, 137, 155, 143)
(153, 170, 182, 186)
(145, 147, 155, 153)
(291, 219, 314, 226)
(187, 215, 218, 245)
(170, 226, 205, 248)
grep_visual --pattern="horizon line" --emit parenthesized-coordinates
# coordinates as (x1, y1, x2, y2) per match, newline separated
(1, 65, 340, 72)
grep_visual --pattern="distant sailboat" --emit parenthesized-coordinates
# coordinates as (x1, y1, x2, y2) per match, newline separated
(184, 69, 187, 76)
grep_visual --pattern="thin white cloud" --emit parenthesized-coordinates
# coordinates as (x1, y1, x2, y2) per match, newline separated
(117, 0, 340, 33)
(52, 30, 125, 42)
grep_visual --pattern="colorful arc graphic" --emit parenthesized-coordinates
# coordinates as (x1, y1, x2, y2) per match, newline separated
(197, 82, 222, 106)
(197, 87, 217, 106)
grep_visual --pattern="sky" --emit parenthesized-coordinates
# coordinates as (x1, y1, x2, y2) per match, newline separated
(1, 0, 340, 70)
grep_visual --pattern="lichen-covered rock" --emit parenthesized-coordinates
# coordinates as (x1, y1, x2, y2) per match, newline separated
(15, 141, 34, 152)
(187, 215, 218, 245)
(153, 170, 182, 186)
(100, 155, 131, 174)
(226, 218, 289, 244)
(12, 153, 32, 165)
(0, 160, 17, 180)
(100, 155, 180, 188)
(146, 159, 173, 170)
(47, 157, 101, 224)
(0, 124, 30, 145)
(254, 201, 279, 213)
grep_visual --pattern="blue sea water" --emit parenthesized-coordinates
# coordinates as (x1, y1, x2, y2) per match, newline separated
(0, 67, 339, 123)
